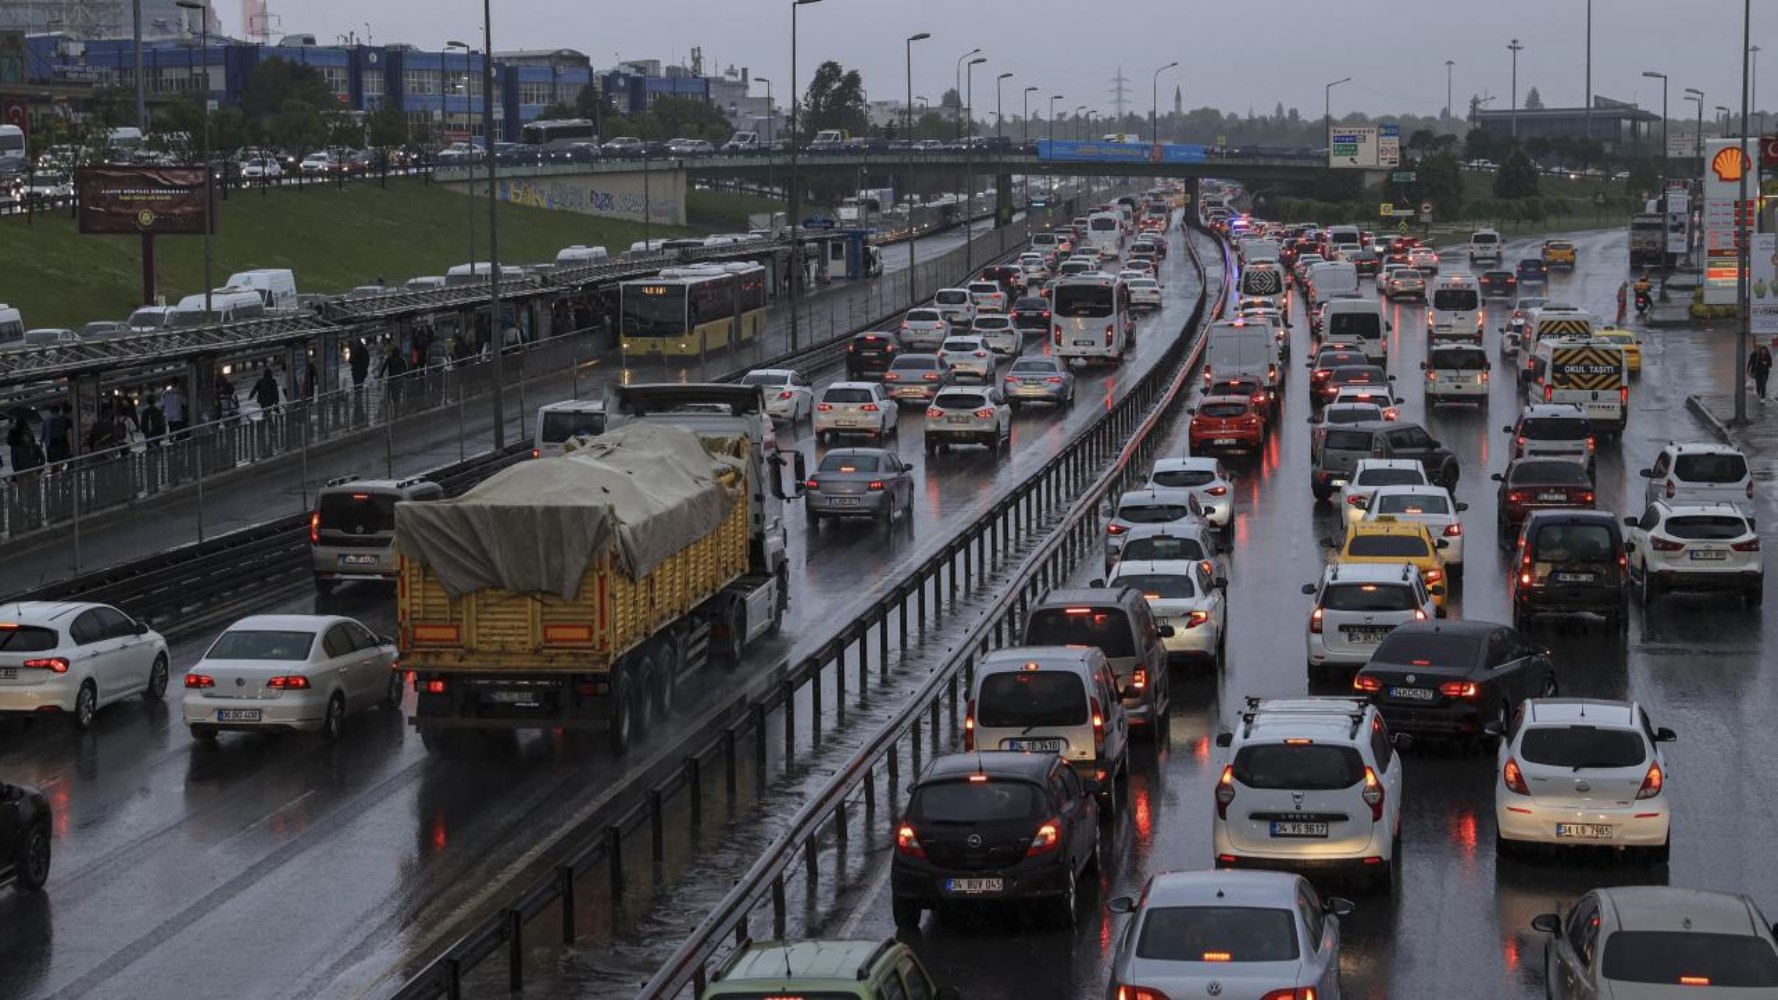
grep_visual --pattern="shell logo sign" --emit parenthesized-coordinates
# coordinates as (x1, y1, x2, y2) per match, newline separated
(1711, 145, 1752, 182)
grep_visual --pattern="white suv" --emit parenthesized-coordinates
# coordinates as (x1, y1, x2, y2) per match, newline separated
(1469, 228, 1503, 264)
(922, 386, 1011, 455)
(1339, 459, 1429, 531)
(1493, 698, 1675, 862)
(931, 288, 976, 328)
(1302, 563, 1437, 674)
(1640, 442, 1754, 507)
(813, 381, 897, 444)
(1624, 500, 1764, 607)
(1212, 697, 1404, 891)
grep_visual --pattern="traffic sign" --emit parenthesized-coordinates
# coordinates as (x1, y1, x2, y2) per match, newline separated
(1391, 172, 1417, 183)
(1397, 220, 1410, 233)
(1379, 202, 1394, 218)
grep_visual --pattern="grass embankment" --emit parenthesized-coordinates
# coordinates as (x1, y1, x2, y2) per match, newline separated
(0, 176, 694, 329)
(687, 189, 784, 230)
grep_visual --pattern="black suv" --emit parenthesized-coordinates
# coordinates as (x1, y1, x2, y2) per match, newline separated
(845, 330, 901, 380)
(892, 751, 1099, 930)
(1509, 510, 1629, 634)
(1312, 420, 1459, 500)
(0, 781, 52, 892)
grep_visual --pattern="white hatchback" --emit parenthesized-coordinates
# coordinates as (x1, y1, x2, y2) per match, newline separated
(1302, 563, 1437, 674)
(1339, 459, 1429, 531)
(969, 312, 1020, 356)
(1106, 558, 1228, 667)
(939, 336, 996, 381)
(1145, 456, 1233, 528)
(1125, 277, 1163, 309)
(1493, 698, 1675, 862)
(932, 288, 976, 328)
(0, 602, 170, 729)
(898, 307, 951, 352)
(183, 614, 401, 741)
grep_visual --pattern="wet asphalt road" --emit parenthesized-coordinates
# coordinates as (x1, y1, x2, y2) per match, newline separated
(0, 218, 1209, 1000)
(819, 228, 1778, 998)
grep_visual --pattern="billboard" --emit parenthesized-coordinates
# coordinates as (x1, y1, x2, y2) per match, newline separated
(77, 165, 214, 235)
(1328, 124, 1400, 169)
(1035, 139, 1206, 164)
(1751, 232, 1778, 337)
(1700, 139, 1758, 305)
(1664, 190, 1689, 255)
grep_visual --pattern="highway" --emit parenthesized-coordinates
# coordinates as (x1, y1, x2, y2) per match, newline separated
(0, 203, 1211, 1000)
(739, 227, 1776, 998)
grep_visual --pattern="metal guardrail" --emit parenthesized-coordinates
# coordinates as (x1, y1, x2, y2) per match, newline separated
(635, 225, 1231, 1000)
(384, 195, 1196, 1000)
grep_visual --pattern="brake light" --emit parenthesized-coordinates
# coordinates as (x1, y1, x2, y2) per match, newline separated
(1361, 766, 1384, 820)
(1651, 536, 1684, 552)
(309, 511, 321, 544)
(267, 675, 311, 690)
(1425, 568, 1443, 585)
(1215, 765, 1236, 818)
(1185, 610, 1211, 630)
(1046, 376, 1064, 384)
(923, 372, 939, 381)
(21, 656, 69, 672)
(532, 449, 540, 459)
(777, 390, 794, 400)
(1444, 523, 1463, 537)
(884, 373, 900, 381)
(1480, 371, 1490, 383)
(1665, 479, 1676, 499)
(867, 480, 886, 491)
(1054, 327, 1063, 345)
(1586, 435, 1596, 451)
(1308, 607, 1325, 634)
(1544, 384, 1554, 402)
(975, 408, 996, 419)
(1580, 492, 1595, 505)
(1114, 987, 1172, 1000)
(1346, 494, 1367, 507)
(804, 478, 820, 490)
(1413, 608, 1428, 621)
(1620, 386, 1629, 406)
(184, 673, 214, 688)
(1353, 673, 1381, 692)
(424, 679, 447, 694)
(1425, 371, 1437, 381)
(1107, 523, 1127, 535)
(1679, 977, 1711, 987)
(1091, 697, 1105, 736)
(926, 408, 943, 419)
(1439, 680, 1479, 699)
(1026, 818, 1063, 857)
(1504, 758, 1530, 795)
(1206, 486, 1228, 496)
(1105, 324, 1115, 345)
(1637, 761, 1664, 799)
(816, 402, 833, 412)
(1733, 537, 1761, 552)
(1312, 369, 1331, 380)
(895, 823, 926, 857)
(1130, 668, 1147, 690)
(860, 403, 879, 412)
(1507, 491, 1526, 504)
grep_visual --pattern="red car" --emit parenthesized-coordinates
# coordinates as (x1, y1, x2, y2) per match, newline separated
(1189, 394, 1266, 453)
(1491, 459, 1597, 542)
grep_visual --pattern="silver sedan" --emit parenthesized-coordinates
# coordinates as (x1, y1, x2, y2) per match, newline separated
(804, 447, 914, 528)
(182, 614, 400, 741)
(1003, 356, 1076, 410)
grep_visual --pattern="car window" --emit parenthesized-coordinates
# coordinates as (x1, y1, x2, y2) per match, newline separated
(70, 609, 106, 646)
(1518, 417, 1589, 440)
(1519, 726, 1646, 768)
(899, 957, 935, 1000)
(822, 387, 874, 404)
(1111, 573, 1197, 599)
(1057, 766, 1085, 802)
(1370, 716, 1394, 769)
(322, 625, 357, 659)
(347, 622, 380, 650)
(1298, 884, 1327, 947)
(909, 779, 1046, 822)
(1356, 468, 1425, 487)
(1390, 427, 1434, 448)
(1323, 429, 1375, 451)
(1119, 503, 1192, 524)
(0, 624, 58, 652)
(318, 492, 398, 534)
(207, 629, 316, 660)
(92, 607, 136, 639)
(1120, 535, 1208, 562)
(818, 453, 883, 473)
(1663, 515, 1751, 540)
(1511, 462, 1592, 486)
(879, 972, 909, 1000)
(1323, 583, 1417, 612)
(1530, 524, 1616, 563)
(1024, 608, 1135, 658)
(1151, 468, 1216, 488)
(1374, 632, 1480, 668)
(934, 393, 988, 410)
(1135, 906, 1299, 963)
(1566, 897, 1601, 967)
(1675, 453, 1749, 483)
(1601, 931, 1778, 987)
(1374, 492, 1450, 515)
(1233, 744, 1364, 790)
(1199, 402, 1249, 419)
(975, 671, 1087, 727)
(1651, 452, 1671, 476)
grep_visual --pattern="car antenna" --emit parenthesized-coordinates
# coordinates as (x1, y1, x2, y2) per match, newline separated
(783, 940, 795, 981)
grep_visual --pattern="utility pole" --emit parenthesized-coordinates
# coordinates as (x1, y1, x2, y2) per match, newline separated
(1445, 60, 1455, 128)
(132, 0, 146, 129)
(481, 0, 505, 450)
(1508, 39, 1524, 139)
(1109, 66, 1132, 123)
(1583, 0, 1593, 146)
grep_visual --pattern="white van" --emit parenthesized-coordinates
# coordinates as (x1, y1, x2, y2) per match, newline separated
(1469, 228, 1503, 264)
(404, 276, 448, 292)
(125, 305, 175, 334)
(1321, 299, 1390, 365)
(1427, 274, 1483, 341)
(533, 400, 607, 458)
(0, 304, 23, 344)
(1202, 319, 1279, 393)
(445, 262, 527, 286)
(168, 288, 268, 328)
(965, 646, 1128, 797)
(554, 244, 610, 266)
(1423, 342, 1491, 404)
(1306, 260, 1359, 310)
(1084, 211, 1124, 257)
(1325, 225, 1362, 256)
(225, 268, 299, 310)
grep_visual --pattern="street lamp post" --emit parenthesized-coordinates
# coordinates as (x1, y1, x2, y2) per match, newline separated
(903, 33, 929, 307)
(1151, 61, 1177, 148)
(1075, 106, 1086, 141)
(952, 47, 981, 138)
(446, 41, 473, 265)
(479, 0, 505, 449)
(1735, 0, 1753, 425)
(1643, 70, 1668, 199)
(788, 0, 824, 353)
(996, 71, 1012, 142)
(1023, 85, 1037, 146)
(1717, 105, 1732, 136)
(1049, 93, 1062, 199)
(1583, 0, 1592, 145)
(1753, 46, 1764, 136)
(754, 77, 772, 144)
(175, 0, 212, 320)
(1324, 77, 1351, 145)
(964, 55, 985, 270)
(1507, 39, 1524, 139)
(1685, 88, 1704, 176)
(1445, 60, 1454, 127)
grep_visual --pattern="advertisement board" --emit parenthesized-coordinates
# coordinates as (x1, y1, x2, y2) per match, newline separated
(1751, 232, 1778, 337)
(1035, 139, 1206, 164)
(1701, 139, 1758, 306)
(1664, 190, 1689, 255)
(77, 165, 214, 235)
(1327, 124, 1400, 169)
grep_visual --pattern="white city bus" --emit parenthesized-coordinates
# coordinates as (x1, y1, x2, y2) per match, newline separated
(1051, 274, 1133, 366)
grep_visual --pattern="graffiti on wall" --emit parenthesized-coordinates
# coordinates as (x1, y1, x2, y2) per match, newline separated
(496, 177, 681, 224)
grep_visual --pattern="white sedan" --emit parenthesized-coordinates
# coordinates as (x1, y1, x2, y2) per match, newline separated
(1105, 558, 1227, 668)
(1494, 698, 1674, 863)
(1125, 277, 1164, 310)
(1145, 456, 1233, 528)
(1360, 484, 1468, 575)
(182, 614, 401, 742)
(0, 601, 170, 729)
(741, 368, 814, 424)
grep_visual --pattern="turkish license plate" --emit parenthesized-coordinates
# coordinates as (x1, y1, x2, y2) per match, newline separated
(0, 667, 15, 680)
(836, 419, 859, 427)
(1005, 738, 1063, 752)
(1390, 686, 1436, 701)
(1270, 820, 1329, 838)
(948, 415, 973, 424)
(1213, 438, 1238, 445)
(1690, 550, 1728, 561)
(1555, 823, 1614, 840)
(488, 691, 537, 705)
(1554, 572, 1596, 583)
(944, 877, 1004, 894)
(1074, 339, 1097, 346)
(216, 708, 262, 722)
(1343, 627, 1390, 644)
(830, 497, 859, 506)
(338, 554, 379, 566)
(1538, 492, 1567, 501)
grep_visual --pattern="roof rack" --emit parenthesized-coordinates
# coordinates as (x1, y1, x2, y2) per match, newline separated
(323, 474, 361, 488)
(1239, 696, 1369, 740)
(856, 939, 898, 981)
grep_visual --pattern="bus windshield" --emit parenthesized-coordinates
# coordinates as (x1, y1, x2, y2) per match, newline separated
(621, 286, 687, 336)
(1053, 285, 1114, 318)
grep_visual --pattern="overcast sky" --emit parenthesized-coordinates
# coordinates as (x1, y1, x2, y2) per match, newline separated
(277, 0, 1769, 120)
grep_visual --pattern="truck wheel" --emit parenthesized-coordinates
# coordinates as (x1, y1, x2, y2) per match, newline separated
(654, 638, 681, 717)
(419, 727, 460, 756)
(610, 671, 638, 755)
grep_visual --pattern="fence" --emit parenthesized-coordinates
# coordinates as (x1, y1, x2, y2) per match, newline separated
(388, 217, 1217, 1000)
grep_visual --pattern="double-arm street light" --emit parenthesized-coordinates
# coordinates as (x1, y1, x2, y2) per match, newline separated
(904, 32, 929, 306)
(1684, 87, 1704, 176)
(1048, 93, 1063, 198)
(1643, 70, 1669, 196)
(1324, 77, 1351, 139)
(753, 77, 773, 143)
(787, 0, 824, 352)
(1023, 85, 1038, 145)
(953, 47, 981, 138)
(1151, 61, 1177, 145)
(996, 71, 1013, 141)
(964, 55, 986, 269)
(1507, 39, 1524, 138)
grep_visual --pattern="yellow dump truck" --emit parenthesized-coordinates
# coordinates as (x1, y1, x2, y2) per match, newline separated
(396, 384, 799, 753)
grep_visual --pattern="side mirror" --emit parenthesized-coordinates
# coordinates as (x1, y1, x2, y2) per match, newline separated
(1531, 913, 1562, 934)
(1457, 502, 1470, 512)
(1214, 577, 1229, 590)
(1624, 541, 1638, 553)
(1429, 584, 1446, 597)
(1324, 897, 1356, 918)
(1502, 426, 1515, 434)
(1185, 405, 1197, 415)
(1638, 468, 1656, 478)
(1427, 440, 1442, 449)
(1320, 537, 1337, 549)
(1214, 731, 1233, 748)
(1490, 473, 1505, 482)
(1655, 726, 1677, 742)
(1090, 578, 1105, 588)
(1156, 624, 1176, 638)
(1108, 896, 1137, 914)
(1386, 374, 1397, 381)
(135, 620, 151, 635)
(1481, 720, 1504, 737)
(380, 634, 396, 648)
(1435, 538, 1450, 550)
(1419, 361, 1428, 370)
(1302, 583, 1318, 595)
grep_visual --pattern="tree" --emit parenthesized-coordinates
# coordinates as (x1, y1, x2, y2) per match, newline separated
(1625, 156, 1660, 198)
(268, 98, 327, 179)
(1464, 126, 1515, 164)
(803, 60, 869, 136)
(241, 57, 337, 136)
(641, 95, 731, 142)
(939, 88, 960, 113)
(1494, 147, 1541, 198)
(1407, 128, 1438, 153)
(1523, 87, 1544, 111)
(1417, 151, 1464, 219)
(366, 105, 410, 149)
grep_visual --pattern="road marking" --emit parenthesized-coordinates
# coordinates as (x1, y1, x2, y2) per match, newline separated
(835, 844, 896, 939)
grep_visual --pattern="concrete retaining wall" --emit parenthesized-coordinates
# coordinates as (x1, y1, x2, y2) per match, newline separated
(440, 168, 687, 226)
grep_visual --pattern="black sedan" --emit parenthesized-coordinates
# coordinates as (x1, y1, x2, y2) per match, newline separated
(1480, 270, 1519, 299)
(0, 781, 52, 892)
(1353, 620, 1557, 752)
(892, 751, 1098, 930)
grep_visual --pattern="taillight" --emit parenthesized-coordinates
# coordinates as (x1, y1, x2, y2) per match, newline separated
(1507, 491, 1526, 504)
(1579, 492, 1595, 505)
(1353, 674, 1381, 692)
(1651, 536, 1684, 552)
(1106, 523, 1127, 535)
(1105, 324, 1115, 345)
(867, 480, 886, 491)
(1046, 376, 1064, 384)
(1215, 765, 1236, 818)
(1131, 668, 1147, 690)
(1439, 680, 1479, 699)
(267, 675, 311, 690)
(1620, 385, 1629, 406)
(1185, 610, 1211, 629)
(1503, 758, 1530, 795)
(777, 390, 794, 400)
(1206, 485, 1228, 496)
(895, 823, 925, 857)
(1733, 537, 1761, 552)
(423, 679, 447, 694)
(1586, 435, 1596, 452)
(1425, 568, 1443, 585)
(860, 403, 879, 412)
(1053, 327, 1063, 345)
(23, 657, 69, 673)
(816, 402, 833, 412)
(975, 408, 996, 419)
(1091, 697, 1105, 740)
(1444, 523, 1463, 537)
(1480, 371, 1490, 383)
(1114, 987, 1172, 1000)
(926, 407, 943, 419)
(1637, 761, 1665, 799)
(1026, 818, 1063, 856)
(1425, 371, 1438, 381)
(922, 372, 939, 381)
(184, 673, 214, 688)
(1346, 494, 1367, 507)
(309, 510, 320, 545)
(1665, 479, 1676, 499)
(1413, 608, 1428, 621)
(1544, 384, 1554, 402)
(804, 478, 820, 491)
(1309, 607, 1324, 634)
(531, 449, 540, 459)
(963, 699, 975, 749)
(1361, 766, 1384, 821)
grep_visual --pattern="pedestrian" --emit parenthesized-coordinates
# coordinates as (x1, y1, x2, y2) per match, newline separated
(138, 395, 166, 442)
(1615, 282, 1628, 326)
(349, 338, 370, 388)
(252, 366, 281, 413)
(41, 404, 71, 464)
(302, 359, 318, 400)
(1751, 344, 1774, 402)
(86, 402, 118, 453)
(215, 372, 240, 420)
(160, 382, 188, 436)
(8, 412, 43, 473)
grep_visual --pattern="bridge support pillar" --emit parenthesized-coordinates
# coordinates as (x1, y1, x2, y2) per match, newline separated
(994, 173, 1014, 228)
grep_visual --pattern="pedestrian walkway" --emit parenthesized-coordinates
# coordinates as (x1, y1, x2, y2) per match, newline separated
(1688, 392, 1778, 464)
(0, 219, 1036, 589)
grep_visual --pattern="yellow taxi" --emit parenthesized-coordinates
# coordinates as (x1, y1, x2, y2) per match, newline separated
(1332, 515, 1450, 611)
(1594, 327, 1642, 374)
(1541, 238, 1577, 268)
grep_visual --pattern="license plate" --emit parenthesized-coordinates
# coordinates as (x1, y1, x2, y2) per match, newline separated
(1556, 823, 1614, 840)
(1537, 492, 1567, 502)
(1074, 339, 1096, 346)
(948, 415, 973, 424)
(831, 497, 859, 506)
(1005, 738, 1063, 752)
(944, 877, 1004, 894)
(1342, 627, 1389, 644)
(1390, 686, 1436, 701)
(217, 708, 262, 722)
(1690, 550, 1728, 561)
(1270, 821, 1329, 838)
(488, 691, 537, 705)
(1213, 438, 1238, 445)
(0, 667, 15, 680)
(837, 419, 859, 427)
(1554, 572, 1595, 583)
(338, 554, 379, 566)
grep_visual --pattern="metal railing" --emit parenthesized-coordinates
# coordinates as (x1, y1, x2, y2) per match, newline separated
(387, 208, 1210, 1000)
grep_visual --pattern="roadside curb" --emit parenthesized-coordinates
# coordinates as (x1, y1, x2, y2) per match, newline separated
(1686, 394, 1735, 444)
